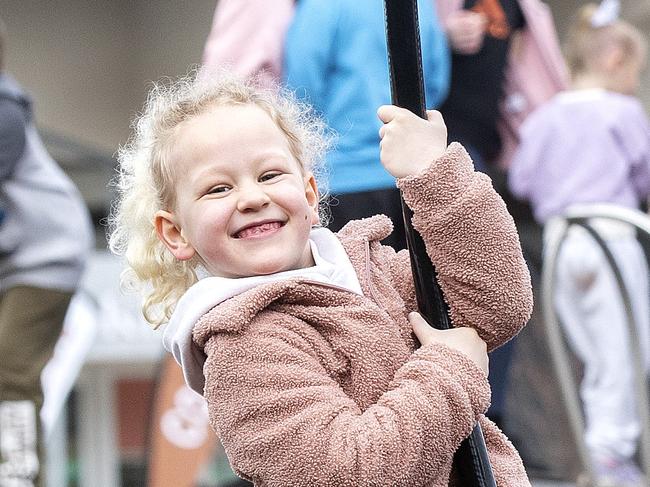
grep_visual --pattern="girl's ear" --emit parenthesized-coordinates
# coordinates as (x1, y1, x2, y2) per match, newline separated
(304, 174, 320, 225)
(154, 210, 196, 261)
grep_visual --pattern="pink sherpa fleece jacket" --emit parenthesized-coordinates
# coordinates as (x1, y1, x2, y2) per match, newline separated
(192, 143, 533, 486)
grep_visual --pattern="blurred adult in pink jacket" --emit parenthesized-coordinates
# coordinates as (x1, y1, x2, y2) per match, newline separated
(201, 0, 294, 88)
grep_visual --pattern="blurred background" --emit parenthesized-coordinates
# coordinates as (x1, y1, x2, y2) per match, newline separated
(2, 1, 650, 486)
(2, 1, 219, 224)
(2, 0, 649, 231)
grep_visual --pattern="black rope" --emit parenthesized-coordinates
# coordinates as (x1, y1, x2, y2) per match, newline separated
(383, 1, 497, 485)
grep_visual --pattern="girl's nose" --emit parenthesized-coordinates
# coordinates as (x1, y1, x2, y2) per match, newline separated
(236, 184, 271, 212)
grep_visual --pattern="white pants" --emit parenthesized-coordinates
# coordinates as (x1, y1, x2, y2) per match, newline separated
(552, 224, 650, 461)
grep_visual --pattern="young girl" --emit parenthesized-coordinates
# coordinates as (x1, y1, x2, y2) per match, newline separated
(109, 72, 533, 486)
(508, 4, 650, 485)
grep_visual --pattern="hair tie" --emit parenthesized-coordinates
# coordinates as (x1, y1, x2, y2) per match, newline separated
(591, 0, 621, 27)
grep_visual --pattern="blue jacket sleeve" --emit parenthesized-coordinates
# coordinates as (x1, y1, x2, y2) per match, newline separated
(421, 0, 450, 109)
(0, 98, 27, 180)
(283, 0, 339, 110)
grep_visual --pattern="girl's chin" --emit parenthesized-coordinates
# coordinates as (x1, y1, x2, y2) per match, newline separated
(247, 259, 311, 277)
(250, 265, 295, 276)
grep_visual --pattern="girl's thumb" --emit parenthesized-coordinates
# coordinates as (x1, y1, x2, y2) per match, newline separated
(409, 311, 436, 333)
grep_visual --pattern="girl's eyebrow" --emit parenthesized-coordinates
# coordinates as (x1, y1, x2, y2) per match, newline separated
(190, 163, 228, 186)
(251, 150, 291, 164)
(190, 150, 293, 186)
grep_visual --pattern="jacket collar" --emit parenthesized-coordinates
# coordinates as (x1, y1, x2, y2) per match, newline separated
(194, 215, 393, 334)
(162, 215, 394, 394)
(193, 214, 394, 338)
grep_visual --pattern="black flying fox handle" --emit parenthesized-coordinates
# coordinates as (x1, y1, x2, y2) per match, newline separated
(382, 1, 497, 485)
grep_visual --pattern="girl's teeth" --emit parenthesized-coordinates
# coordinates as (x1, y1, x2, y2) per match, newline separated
(238, 222, 281, 238)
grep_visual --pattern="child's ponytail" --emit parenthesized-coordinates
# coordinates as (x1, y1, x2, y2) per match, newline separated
(564, 2, 646, 81)
(564, 3, 601, 78)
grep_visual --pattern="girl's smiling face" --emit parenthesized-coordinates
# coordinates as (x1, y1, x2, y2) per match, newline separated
(155, 103, 320, 278)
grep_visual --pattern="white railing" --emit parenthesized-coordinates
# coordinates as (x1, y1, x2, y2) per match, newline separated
(541, 204, 650, 485)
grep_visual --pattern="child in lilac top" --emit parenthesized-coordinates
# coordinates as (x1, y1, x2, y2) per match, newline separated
(509, 3, 650, 485)
(509, 88, 650, 223)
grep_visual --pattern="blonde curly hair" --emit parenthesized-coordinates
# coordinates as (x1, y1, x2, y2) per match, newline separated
(108, 70, 331, 328)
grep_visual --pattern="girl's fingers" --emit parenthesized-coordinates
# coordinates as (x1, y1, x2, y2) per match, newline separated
(377, 104, 408, 123)
(380, 106, 440, 126)
(426, 110, 443, 123)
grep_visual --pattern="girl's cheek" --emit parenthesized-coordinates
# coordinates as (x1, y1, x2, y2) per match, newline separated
(199, 208, 229, 237)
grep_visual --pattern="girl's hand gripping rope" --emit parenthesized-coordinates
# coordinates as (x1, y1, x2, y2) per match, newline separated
(409, 312, 489, 375)
(377, 105, 448, 179)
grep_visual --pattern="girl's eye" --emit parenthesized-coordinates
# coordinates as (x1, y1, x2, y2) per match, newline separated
(207, 185, 230, 195)
(259, 172, 281, 182)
